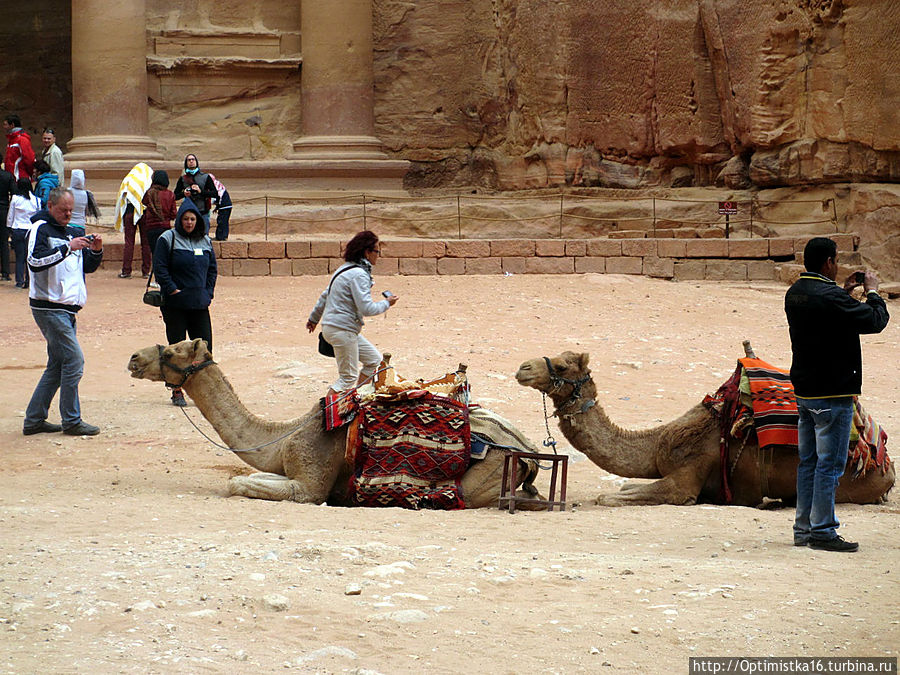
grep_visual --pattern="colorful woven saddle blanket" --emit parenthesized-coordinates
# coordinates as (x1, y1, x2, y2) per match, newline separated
(704, 356, 891, 477)
(737, 357, 798, 448)
(347, 390, 471, 510)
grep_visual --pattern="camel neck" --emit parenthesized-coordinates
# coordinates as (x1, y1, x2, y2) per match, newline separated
(181, 365, 290, 473)
(552, 383, 661, 479)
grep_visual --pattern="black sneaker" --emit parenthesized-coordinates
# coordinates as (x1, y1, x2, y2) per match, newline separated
(63, 421, 100, 436)
(23, 420, 63, 435)
(793, 538, 809, 547)
(117, 272, 131, 279)
(808, 535, 859, 553)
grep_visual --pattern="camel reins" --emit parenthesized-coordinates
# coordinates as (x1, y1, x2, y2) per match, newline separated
(158, 344, 217, 388)
(536, 356, 595, 456)
(168, 363, 395, 454)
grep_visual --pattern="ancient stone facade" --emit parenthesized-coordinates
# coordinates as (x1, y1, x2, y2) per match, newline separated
(2, 1, 898, 191)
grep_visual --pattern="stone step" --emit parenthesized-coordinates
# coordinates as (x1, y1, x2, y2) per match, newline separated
(84, 234, 860, 281)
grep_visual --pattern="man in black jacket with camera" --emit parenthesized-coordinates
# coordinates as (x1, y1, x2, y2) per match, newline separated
(784, 237, 889, 552)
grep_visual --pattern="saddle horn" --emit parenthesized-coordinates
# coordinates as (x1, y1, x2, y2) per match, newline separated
(742, 340, 756, 359)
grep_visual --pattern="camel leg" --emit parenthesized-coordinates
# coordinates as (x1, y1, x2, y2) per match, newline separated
(228, 472, 327, 504)
(596, 464, 713, 506)
(836, 461, 896, 504)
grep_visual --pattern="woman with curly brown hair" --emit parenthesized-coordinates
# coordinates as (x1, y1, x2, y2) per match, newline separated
(306, 230, 399, 396)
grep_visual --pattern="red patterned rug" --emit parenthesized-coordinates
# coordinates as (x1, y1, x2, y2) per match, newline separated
(348, 392, 471, 509)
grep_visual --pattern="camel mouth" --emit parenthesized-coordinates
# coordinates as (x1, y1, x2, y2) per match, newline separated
(127, 358, 147, 378)
(514, 366, 539, 388)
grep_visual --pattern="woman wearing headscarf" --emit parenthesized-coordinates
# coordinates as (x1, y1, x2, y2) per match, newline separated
(153, 199, 217, 406)
(68, 169, 101, 236)
(306, 230, 399, 396)
(174, 154, 217, 232)
(6, 177, 40, 288)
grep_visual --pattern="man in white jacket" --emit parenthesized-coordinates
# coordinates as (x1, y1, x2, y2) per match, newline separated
(25, 188, 103, 436)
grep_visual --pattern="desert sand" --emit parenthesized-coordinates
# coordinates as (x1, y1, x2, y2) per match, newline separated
(1, 271, 897, 674)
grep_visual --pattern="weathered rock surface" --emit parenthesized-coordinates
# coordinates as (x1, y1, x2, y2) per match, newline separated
(5, 1, 898, 192)
(373, 0, 900, 189)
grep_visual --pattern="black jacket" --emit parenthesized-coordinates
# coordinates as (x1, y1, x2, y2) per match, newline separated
(153, 200, 217, 310)
(0, 169, 14, 209)
(174, 171, 217, 215)
(784, 273, 889, 398)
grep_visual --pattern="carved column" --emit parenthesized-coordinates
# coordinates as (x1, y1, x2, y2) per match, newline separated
(293, 0, 390, 159)
(65, 0, 162, 161)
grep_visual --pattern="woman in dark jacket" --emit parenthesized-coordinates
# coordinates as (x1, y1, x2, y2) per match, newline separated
(173, 154, 217, 231)
(153, 200, 217, 406)
(141, 169, 177, 257)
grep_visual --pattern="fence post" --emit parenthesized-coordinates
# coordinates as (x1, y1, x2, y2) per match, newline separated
(652, 197, 656, 237)
(264, 195, 268, 241)
(750, 199, 754, 236)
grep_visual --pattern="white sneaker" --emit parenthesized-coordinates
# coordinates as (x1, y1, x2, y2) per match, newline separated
(149, 282, 160, 289)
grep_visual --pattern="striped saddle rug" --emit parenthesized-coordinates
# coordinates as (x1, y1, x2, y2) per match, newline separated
(737, 357, 798, 448)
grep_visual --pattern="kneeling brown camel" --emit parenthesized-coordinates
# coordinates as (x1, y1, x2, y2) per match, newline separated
(516, 351, 894, 507)
(128, 339, 543, 508)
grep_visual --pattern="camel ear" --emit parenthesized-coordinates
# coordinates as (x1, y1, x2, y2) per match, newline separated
(190, 338, 208, 358)
(577, 352, 590, 371)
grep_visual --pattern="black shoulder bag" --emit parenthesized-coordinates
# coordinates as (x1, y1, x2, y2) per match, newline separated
(317, 264, 360, 358)
(143, 231, 173, 307)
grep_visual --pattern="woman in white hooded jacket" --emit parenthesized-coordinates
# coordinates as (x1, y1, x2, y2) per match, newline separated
(67, 169, 100, 235)
(6, 177, 40, 288)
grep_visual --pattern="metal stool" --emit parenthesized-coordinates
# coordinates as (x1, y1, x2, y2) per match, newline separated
(498, 451, 568, 513)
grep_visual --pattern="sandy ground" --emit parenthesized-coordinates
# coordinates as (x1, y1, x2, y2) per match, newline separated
(1, 271, 898, 674)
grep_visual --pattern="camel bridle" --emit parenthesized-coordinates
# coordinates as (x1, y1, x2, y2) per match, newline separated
(157, 344, 217, 388)
(541, 356, 596, 421)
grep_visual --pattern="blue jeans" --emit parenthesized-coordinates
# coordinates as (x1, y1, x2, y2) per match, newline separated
(11, 229, 29, 285)
(26, 309, 85, 429)
(794, 397, 853, 542)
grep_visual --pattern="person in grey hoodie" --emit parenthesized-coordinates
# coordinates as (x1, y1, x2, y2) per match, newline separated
(306, 230, 399, 395)
(67, 169, 100, 235)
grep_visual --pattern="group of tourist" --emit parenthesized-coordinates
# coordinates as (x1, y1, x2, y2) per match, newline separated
(111, 156, 223, 406)
(3, 111, 890, 553)
(2, 114, 228, 428)
(2, 115, 99, 289)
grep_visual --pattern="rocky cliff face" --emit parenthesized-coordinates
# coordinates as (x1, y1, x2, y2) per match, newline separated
(6, 1, 896, 194)
(373, 0, 900, 190)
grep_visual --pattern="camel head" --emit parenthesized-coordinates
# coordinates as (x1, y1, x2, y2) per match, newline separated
(515, 351, 591, 396)
(128, 338, 213, 386)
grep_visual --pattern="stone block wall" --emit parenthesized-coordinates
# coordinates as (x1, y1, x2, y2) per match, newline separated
(87, 234, 844, 281)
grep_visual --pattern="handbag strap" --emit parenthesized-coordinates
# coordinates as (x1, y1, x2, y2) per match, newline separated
(326, 263, 361, 295)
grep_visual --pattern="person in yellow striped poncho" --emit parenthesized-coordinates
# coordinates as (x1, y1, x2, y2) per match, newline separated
(114, 163, 153, 278)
